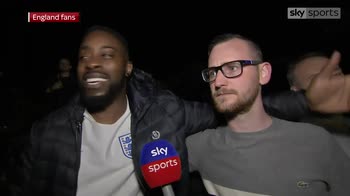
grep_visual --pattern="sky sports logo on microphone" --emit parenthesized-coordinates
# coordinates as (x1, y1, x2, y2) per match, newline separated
(28, 12, 80, 23)
(140, 140, 181, 188)
(287, 7, 341, 19)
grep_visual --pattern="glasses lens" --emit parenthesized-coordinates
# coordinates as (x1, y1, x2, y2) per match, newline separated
(222, 61, 241, 78)
(202, 69, 213, 82)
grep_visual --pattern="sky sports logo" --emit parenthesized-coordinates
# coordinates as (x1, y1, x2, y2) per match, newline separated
(28, 12, 80, 23)
(287, 8, 341, 19)
(140, 140, 181, 188)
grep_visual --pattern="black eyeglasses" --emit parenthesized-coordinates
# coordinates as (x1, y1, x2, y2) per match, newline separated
(201, 60, 262, 82)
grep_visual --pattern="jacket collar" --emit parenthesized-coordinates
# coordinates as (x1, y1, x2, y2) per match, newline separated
(126, 68, 160, 115)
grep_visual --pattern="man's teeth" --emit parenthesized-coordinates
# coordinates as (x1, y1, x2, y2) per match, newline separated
(86, 78, 107, 83)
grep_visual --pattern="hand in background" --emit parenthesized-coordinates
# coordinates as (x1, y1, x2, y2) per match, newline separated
(46, 80, 63, 93)
(306, 51, 350, 113)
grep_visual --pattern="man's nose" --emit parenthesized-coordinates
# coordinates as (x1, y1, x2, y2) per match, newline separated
(213, 70, 227, 87)
(86, 56, 102, 69)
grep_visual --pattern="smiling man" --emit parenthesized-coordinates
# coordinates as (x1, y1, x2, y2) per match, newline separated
(16, 25, 217, 196)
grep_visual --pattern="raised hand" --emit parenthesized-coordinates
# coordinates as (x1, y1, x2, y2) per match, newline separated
(306, 50, 350, 113)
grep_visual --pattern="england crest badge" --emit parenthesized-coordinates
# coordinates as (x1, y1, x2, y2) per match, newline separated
(119, 133, 132, 159)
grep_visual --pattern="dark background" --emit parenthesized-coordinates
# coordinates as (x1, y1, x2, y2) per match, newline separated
(3, 0, 348, 131)
(7, 0, 349, 98)
(3, 1, 349, 127)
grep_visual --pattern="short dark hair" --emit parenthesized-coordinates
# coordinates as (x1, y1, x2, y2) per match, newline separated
(208, 33, 263, 61)
(81, 25, 130, 59)
(286, 51, 329, 86)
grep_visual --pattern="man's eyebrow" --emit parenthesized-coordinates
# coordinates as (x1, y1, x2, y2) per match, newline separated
(100, 46, 118, 51)
(79, 45, 118, 51)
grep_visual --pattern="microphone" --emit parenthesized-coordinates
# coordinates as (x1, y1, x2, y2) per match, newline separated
(140, 139, 182, 196)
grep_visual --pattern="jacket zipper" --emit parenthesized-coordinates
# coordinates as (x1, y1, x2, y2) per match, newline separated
(131, 102, 155, 194)
(73, 120, 82, 196)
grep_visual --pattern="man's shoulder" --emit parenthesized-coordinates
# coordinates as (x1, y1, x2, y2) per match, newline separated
(274, 117, 332, 138)
(187, 127, 223, 141)
(152, 89, 210, 113)
(33, 104, 77, 129)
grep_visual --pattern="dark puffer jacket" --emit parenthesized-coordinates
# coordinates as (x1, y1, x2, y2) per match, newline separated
(17, 69, 217, 196)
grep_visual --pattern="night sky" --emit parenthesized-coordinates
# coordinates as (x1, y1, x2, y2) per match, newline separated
(6, 1, 350, 101)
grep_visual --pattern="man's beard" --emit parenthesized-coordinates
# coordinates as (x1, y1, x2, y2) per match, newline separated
(79, 76, 127, 113)
(212, 82, 260, 118)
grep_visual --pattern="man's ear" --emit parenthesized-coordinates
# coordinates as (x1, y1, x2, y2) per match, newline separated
(126, 61, 133, 77)
(259, 62, 272, 85)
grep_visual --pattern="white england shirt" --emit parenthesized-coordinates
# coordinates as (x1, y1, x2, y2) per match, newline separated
(77, 100, 143, 196)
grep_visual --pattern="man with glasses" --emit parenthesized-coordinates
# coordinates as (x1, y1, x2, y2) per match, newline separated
(186, 33, 350, 196)
(201, 60, 262, 82)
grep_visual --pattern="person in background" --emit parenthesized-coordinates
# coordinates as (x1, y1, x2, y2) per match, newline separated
(45, 57, 77, 110)
(46, 58, 74, 93)
(186, 33, 350, 196)
(286, 51, 350, 156)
